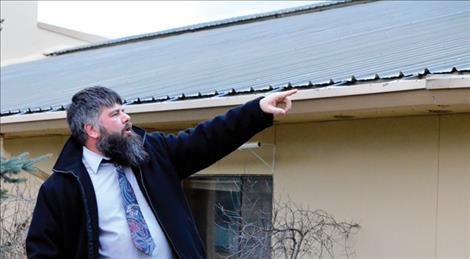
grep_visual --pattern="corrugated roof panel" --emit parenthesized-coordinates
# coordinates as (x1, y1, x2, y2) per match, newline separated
(1, 1, 470, 114)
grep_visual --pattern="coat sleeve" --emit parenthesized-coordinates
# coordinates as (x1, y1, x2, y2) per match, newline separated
(26, 183, 63, 258)
(150, 97, 273, 180)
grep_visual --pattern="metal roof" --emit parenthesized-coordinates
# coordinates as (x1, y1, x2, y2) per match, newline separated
(1, 0, 470, 116)
(45, 1, 348, 56)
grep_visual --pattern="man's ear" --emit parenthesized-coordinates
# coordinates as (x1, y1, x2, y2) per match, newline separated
(84, 124, 100, 139)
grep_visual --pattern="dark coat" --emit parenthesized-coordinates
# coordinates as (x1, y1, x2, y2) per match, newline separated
(26, 97, 273, 259)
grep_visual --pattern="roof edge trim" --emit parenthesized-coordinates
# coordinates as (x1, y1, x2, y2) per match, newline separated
(3, 76, 469, 126)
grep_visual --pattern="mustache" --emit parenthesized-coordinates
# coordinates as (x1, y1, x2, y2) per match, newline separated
(123, 123, 133, 133)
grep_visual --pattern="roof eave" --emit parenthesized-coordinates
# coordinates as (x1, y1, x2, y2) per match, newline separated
(1, 75, 469, 137)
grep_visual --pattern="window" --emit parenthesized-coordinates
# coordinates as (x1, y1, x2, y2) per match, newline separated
(183, 175, 272, 258)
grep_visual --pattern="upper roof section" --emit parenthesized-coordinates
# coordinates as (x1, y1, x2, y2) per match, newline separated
(44, 1, 347, 56)
(1, 0, 470, 115)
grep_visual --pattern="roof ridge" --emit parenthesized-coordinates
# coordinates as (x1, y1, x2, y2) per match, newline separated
(46, 0, 372, 56)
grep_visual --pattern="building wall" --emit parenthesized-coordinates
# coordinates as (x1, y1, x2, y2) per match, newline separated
(3, 114, 469, 258)
(0, 1, 98, 66)
(2, 134, 69, 172)
(273, 114, 469, 259)
(435, 115, 470, 259)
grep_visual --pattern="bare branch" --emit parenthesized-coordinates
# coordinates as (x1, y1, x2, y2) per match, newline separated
(218, 197, 360, 259)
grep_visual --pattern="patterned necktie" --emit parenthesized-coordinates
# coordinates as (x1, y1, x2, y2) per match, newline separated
(115, 164, 156, 256)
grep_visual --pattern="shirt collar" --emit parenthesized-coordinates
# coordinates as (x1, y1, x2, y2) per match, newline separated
(82, 146, 110, 174)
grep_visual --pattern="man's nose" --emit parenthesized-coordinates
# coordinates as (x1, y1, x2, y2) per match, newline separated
(122, 112, 131, 123)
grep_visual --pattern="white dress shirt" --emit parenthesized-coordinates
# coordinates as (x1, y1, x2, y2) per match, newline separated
(82, 147, 173, 259)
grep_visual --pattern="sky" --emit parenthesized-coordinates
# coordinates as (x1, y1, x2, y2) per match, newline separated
(38, 1, 319, 39)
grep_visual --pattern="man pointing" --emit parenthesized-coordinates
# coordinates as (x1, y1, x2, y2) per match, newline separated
(26, 86, 297, 258)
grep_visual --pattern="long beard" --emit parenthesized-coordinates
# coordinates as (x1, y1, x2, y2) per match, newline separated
(97, 126, 148, 167)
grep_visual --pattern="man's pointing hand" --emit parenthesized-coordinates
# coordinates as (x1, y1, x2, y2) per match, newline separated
(260, 89, 298, 115)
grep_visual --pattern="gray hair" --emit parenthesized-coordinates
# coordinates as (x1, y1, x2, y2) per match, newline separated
(66, 86, 122, 145)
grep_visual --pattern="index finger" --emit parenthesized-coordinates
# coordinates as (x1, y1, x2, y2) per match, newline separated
(279, 89, 298, 98)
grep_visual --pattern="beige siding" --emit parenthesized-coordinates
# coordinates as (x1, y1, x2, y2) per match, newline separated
(275, 116, 439, 258)
(3, 135, 69, 173)
(435, 115, 470, 258)
(273, 114, 469, 258)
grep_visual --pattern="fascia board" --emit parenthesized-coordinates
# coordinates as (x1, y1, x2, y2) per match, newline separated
(1, 76, 469, 135)
(0, 78, 428, 125)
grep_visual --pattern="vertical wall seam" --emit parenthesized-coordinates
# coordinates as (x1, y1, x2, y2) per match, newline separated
(434, 115, 441, 259)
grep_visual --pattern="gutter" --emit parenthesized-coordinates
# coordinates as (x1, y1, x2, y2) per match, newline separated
(1, 75, 469, 137)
